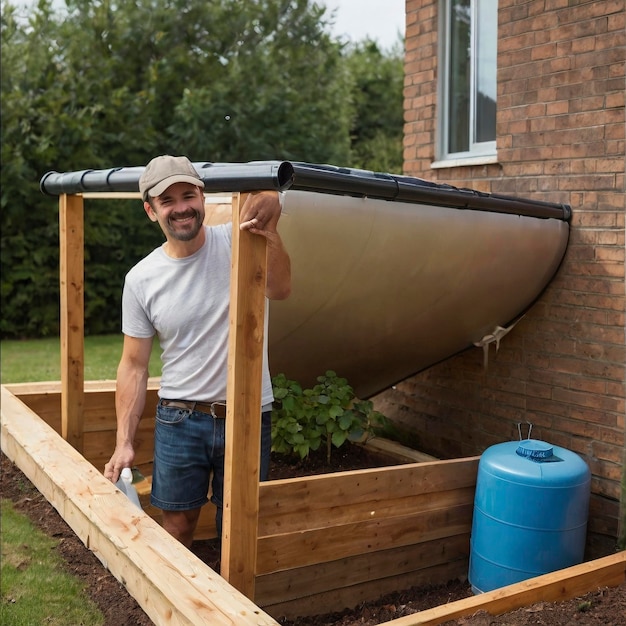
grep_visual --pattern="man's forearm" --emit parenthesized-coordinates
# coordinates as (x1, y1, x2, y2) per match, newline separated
(266, 232, 292, 300)
(114, 362, 148, 446)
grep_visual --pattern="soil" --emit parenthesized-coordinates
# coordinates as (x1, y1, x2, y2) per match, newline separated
(2, 447, 625, 626)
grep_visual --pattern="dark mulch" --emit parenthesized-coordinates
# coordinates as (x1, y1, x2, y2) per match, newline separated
(1, 451, 153, 626)
(2, 448, 625, 626)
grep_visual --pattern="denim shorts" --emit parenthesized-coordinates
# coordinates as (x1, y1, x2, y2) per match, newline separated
(150, 403, 272, 513)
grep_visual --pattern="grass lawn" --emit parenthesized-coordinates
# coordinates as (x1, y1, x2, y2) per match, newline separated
(0, 335, 161, 624)
(0, 335, 161, 626)
(1, 500, 104, 625)
(0, 334, 162, 384)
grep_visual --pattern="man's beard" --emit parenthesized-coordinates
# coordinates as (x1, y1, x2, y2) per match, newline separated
(165, 210, 203, 241)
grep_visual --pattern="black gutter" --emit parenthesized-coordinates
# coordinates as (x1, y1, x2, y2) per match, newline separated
(39, 161, 295, 196)
(40, 160, 572, 222)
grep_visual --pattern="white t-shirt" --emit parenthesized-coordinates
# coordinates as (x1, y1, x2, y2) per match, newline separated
(122, 223, 274, 405)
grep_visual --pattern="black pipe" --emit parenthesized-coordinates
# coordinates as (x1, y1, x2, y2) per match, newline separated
(289, 162, 399, 198)
(40, 160, 571, 222)
(40, 161, 295, 196)
(288, 162, 572, 221)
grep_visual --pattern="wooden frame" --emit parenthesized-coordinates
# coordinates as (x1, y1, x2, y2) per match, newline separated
(3, 383, 625, 624)
(3, 189, 623, 623)
(255, 457, 476, 616)
(56, 191, 267, 597)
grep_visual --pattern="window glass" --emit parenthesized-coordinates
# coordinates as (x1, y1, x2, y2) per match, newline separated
(448, 0, 471, 154)
(441, 0, 497, 160)
(475, 0, 497, 144)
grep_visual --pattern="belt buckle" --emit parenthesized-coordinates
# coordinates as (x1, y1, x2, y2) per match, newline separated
(210, 401, 226, 418)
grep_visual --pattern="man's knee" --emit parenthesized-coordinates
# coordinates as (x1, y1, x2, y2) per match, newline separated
(162, 508, 201, 548)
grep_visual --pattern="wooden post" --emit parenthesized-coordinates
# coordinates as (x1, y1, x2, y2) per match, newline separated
(59, 194, 85, 452)
(221, 193, 267, 597)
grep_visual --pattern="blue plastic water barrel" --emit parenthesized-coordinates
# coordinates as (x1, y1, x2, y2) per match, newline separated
(468, 439, 590, 594)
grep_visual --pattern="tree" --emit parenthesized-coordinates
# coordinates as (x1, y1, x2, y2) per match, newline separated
(2, 1, 72, 338)
(165, 0, 352, 163)
(345, 38, 405, 173)
(1, 0, 405, 338)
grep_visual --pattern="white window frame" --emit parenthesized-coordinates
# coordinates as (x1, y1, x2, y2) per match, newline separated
(434, 0, 498, 167)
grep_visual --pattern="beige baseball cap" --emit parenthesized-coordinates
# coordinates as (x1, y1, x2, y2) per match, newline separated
(139, 155, 205, 201)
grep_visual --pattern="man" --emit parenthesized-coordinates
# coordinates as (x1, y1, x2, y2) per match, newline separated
(104, 155, 291, 548)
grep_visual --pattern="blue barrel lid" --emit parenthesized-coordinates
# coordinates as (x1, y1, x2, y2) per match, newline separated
(479, 439, 590, 487)
(516, 439, 554, 460)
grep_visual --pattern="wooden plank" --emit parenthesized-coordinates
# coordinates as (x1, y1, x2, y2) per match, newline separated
(256, 503, 473, 574)
(9, 391, 141, 435)
(255, 534, 469, 606)
(79, 390, 129, 432)
(59, 194, 85, 451)
(5, 378, 161, 395)
(9, 380, 159, 434)
(6, 381, 159, 474)
(204, 202, 233, 226)
(258, 459, 479, 527)
(221, 192, 267, 597)
(258, 483, 475, 536)
(10, 393, 62, 431)
(262, 552, 626, 622)
(80, 192, 232, 202)
(6, 379, 215, 537)
(81, 192, 142, 199)
(383, 551, 626, 626)
(0, 385, 280, 626)
(260, 459, 479, 507)
(361, 437, 438, 463)
(262, 560, 467, 620)
(82, 424, 155, 475)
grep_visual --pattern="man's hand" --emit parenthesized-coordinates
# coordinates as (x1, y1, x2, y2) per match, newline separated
(239, 190, 282, 235)
(104, 442, 135, 484)
(238, 190, 291, 300)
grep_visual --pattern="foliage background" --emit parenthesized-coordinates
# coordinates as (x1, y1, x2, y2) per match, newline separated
(1, 0, 404, 339)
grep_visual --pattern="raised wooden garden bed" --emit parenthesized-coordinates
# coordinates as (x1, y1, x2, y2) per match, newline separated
(3, 381, 625, 625)
(7, 188, 622, 624)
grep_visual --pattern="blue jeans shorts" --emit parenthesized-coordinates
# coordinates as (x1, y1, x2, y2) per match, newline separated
(151, 403, 272, 520)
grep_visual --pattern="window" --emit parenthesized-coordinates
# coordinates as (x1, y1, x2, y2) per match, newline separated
(438, 0, 497, 162)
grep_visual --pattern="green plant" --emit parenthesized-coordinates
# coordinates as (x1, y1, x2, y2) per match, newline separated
(271, 370, 387, 463)
(271, 373, 319, 460)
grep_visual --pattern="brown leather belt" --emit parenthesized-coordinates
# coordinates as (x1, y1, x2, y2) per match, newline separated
(159, 399, 227, 418)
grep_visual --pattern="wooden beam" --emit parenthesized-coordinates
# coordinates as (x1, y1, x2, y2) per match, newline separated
(80, 192, 231, 202)
(384, 550, 626, 626)
(256, 502, 472, 574)
(0, 385, 280, 626)
(80, 192, 142, 199)
(361, 437, 438, 463)
(221, 193, 267, 597)
(262, 560, 466, 620)
(255, 535, 469, 608)
(59, 194, 85, 451)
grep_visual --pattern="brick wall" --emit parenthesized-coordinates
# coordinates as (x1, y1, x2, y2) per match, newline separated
(380, 0, 626, 557)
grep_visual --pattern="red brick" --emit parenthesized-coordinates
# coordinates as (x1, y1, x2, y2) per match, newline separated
(401, 0, 625, 550)
(592, 441, 624, 465)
